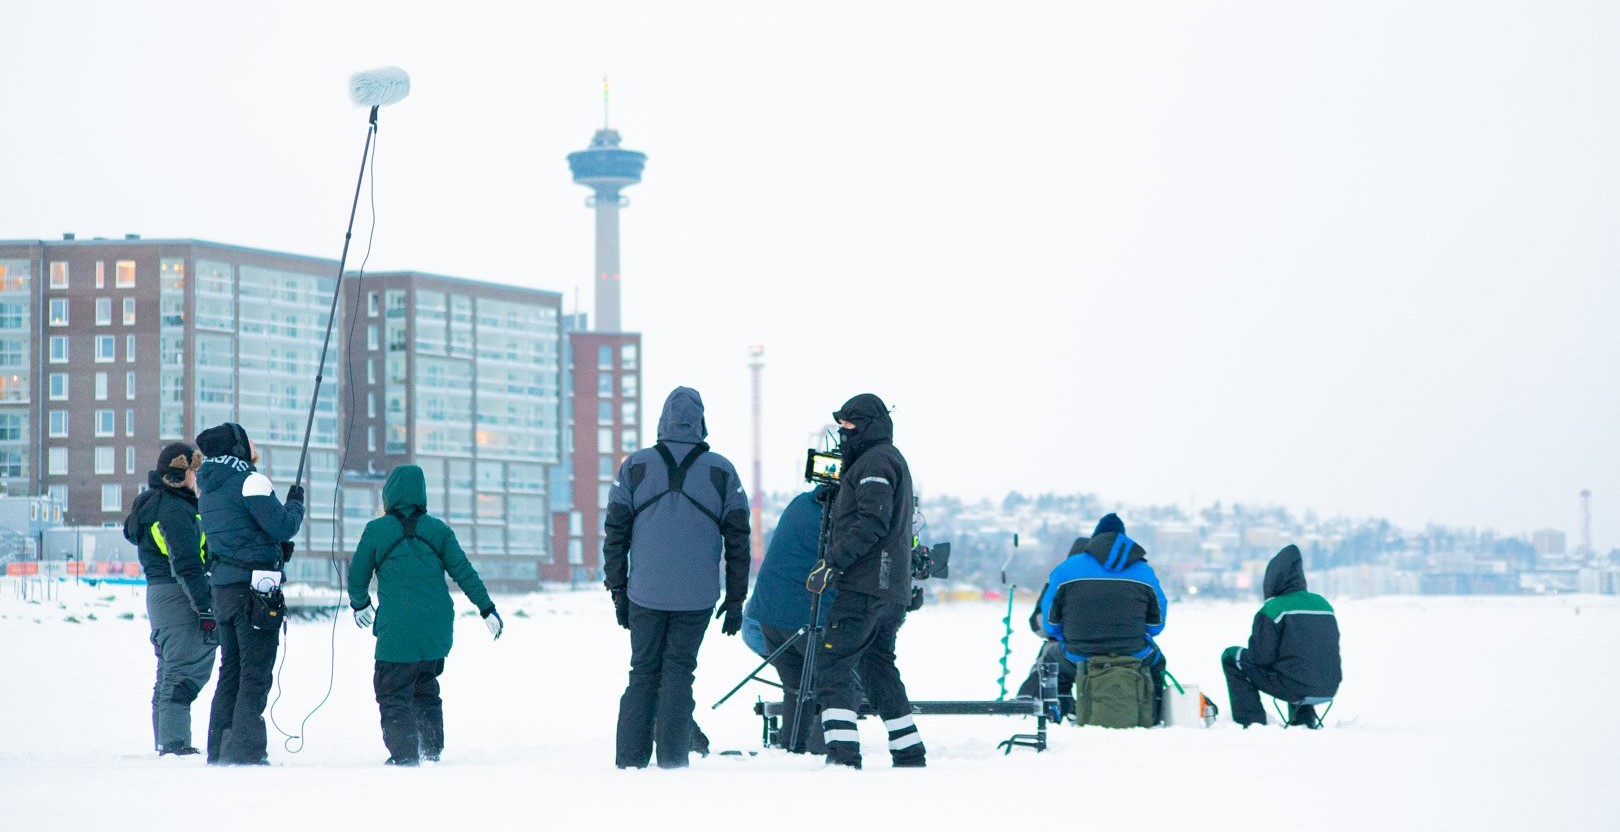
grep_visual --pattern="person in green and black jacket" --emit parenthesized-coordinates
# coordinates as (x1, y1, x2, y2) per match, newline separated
(124, 442, 216, 756)
(348, 464, 502, 766)
(1221, 544, 1342, 728)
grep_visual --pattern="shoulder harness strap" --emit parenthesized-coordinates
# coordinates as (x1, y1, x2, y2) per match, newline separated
(631, 442, 723, 528)
(377, 508, 446, 567)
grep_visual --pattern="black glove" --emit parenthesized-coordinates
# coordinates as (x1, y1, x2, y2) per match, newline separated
(610, 588, 629, 629)
(715, 599, 743, 636)
(805, 560, 839, 594)
(285, 484, 305, 505)
(279, 540, 295, 563)
(199, 610, 218, 646)
(907, 586, 926, 612)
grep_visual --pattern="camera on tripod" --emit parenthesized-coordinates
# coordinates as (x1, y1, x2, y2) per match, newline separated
(911, 541, 950, 581)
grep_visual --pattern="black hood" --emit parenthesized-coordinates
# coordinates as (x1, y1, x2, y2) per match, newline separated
(1082, 531, 1147, 573)
(123, 471, 196, 544)
(1066, 536, 1091, 556)
(1263, 544, 1307, 599)
(833, 393, 893, 461)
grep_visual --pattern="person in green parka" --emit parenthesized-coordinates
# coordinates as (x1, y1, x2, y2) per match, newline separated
(348, 465, 504, 766)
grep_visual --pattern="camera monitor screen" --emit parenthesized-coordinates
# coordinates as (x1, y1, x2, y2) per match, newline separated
(805, 449, 842, 484)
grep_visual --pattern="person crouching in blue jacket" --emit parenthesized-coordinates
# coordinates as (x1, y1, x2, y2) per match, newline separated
(1039, 513, 1169, 725)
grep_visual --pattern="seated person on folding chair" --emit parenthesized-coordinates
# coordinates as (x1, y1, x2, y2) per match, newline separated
(1221, 544, 1342, 729)
(1040, 514, 1169, 727)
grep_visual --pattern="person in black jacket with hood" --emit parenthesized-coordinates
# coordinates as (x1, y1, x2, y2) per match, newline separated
(1222, 544, 1342, 728)
(124, 442, 216, 756)
(194, 422, 305, 765)
(805, 393, 925, 769)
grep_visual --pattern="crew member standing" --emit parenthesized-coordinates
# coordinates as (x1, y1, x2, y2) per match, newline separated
(603, 387, 751, 769)
(124, 442, 216, 756)
(806, 393, 925, 769)
(195, 423, 305, 766)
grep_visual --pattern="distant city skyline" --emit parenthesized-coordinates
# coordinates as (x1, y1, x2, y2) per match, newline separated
(1, 1, 1614, 549)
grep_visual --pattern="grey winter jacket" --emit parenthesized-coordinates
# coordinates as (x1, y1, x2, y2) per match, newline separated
(197, 455, 305, 587)
(603, 387, 751, 612)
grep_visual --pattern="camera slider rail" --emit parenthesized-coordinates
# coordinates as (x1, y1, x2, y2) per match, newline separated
(753, 661, 1062, 754)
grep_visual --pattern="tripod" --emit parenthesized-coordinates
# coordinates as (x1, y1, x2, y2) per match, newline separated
(710, 492, 835, 753)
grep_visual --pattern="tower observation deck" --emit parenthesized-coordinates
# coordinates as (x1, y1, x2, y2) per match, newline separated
(568, 127, 645, 332)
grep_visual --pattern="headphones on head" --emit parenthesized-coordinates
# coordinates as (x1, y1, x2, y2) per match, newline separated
(228, 423, 250, 460)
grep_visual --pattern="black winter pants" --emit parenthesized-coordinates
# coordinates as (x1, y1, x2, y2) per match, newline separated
(205, 583, 280, 765)
(615, 602, 709, 769)
(1015, 640, 1077, 718)
(761, 622, 826, 754)
(374, 659, 445, 763)
(816, 591, 924, 769)
(1222, 646, 1313, 727)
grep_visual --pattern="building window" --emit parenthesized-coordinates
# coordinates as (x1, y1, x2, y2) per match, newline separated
(622, 401, 637, 425)
(48, 410, 68, 437)
(368, 292, 379, 317)
(115, 260, 136, 288)
(620, 430, 638, 454)
(622, 374, 638, 398)
(94, 335, 114, 363)
(125, 409, 135, 436)
(96, 262, 105, 289)
(49, 373, 68, 401)
(48, 298, 69, 326)
(367, 394, 376, 419)
(598, 400, 613, 425)
(96, 298, 112, 326)
(94, 446, 114, 475)
(48, 447, 67, 475)
(367, 324, 379, 350)
(123, 297, 136, 325)
(599, 484, 611, 510)
(49, 262, 67, 289)
(598, 372, 612, 396)
(367, 360, 376, 384)
(102, 483, 123, 512)
(125, 446, 136, 474)
(126, 371, 136, 400)
(597, 428, 613, 454)
(49, 336, 68, 363)
(95, 409, 114, 437)
(599, 455, 614, 479)
(621, 343, 638, 370)
(597, 344, 613, 369)
(126, 334, 136, 362)
(94, 372, 108, 400)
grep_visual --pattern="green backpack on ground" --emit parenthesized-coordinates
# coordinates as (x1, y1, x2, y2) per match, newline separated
(1075, 655, 1154, 728)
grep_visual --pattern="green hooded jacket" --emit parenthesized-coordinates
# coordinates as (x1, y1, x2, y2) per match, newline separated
(347, 465, 495, 663)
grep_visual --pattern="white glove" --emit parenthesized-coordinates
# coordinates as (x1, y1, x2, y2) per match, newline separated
(354, 604, 374, 628)
(482, 608, 503, 640)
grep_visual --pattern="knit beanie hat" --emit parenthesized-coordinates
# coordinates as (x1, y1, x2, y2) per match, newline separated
(196, 422, 249, 458)
(1092, 512, 1126, 537)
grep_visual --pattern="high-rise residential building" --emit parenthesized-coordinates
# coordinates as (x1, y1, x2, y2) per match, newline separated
(549, 323, 641, 584)
(0, 237, 343, 576)
(342, 271, 563, 591)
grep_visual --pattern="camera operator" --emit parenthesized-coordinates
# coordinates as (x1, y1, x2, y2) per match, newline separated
(742, 484, 836, 753)
(804, 394, 925, 769)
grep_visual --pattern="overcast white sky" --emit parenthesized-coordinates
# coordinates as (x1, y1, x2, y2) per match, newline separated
(4, 1, 1617, 549)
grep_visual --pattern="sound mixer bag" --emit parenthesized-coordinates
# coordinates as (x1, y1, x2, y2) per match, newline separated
(249, 585, 285, 631)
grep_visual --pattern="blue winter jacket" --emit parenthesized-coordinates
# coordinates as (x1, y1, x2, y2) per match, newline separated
(603, 387, 752, 612)
(745, 489, 835, 631)
(197, 454, 305, 587)
(1039, 532, 1168, 662)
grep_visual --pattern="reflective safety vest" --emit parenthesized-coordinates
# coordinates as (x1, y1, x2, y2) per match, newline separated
(150, 517, 207, 563)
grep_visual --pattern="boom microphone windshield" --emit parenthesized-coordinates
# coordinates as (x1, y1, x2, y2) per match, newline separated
(349, 66, 411, 108)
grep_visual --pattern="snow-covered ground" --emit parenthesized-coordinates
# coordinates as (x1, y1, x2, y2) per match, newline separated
(2, 579, 1616, 830)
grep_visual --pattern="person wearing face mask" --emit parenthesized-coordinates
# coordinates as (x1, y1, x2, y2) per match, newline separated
(124, 442, 216, 756)
(803, 393, 925, 769)
(194, 422, 305, 766)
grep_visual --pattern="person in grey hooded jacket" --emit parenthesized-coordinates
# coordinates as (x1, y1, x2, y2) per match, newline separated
(603, 387, 751, 769)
